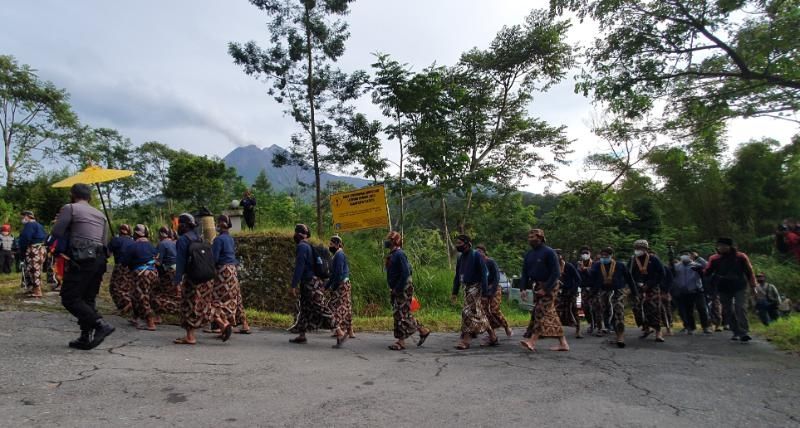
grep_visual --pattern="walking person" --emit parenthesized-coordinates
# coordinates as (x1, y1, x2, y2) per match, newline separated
(476, 244, 512, 339)
(704, 237, 758, 342)
(630, 240, 667, 343)
(125, 225, 159, 331)
(0, 224, 14, 274)
(240, 190, 257, 230)
(451, 235, 496, 350)
(18, 210, 47, 298)
(754, 273, 781, 326)
(590, 247, 637, 348)
(108, 224, 134, 315)
(173, 213, 232, 345)
(151, 226, 181, 316)
(51, 184, 114, 350)
(288, 224, 332, 344)
(326, 235, 352, 348)
(385, 231, 430, 351)
(671, 250, 712, 335)
(575, 247, 600, 336)
(697, 251, 723, 331)
(555, 249, 583, 339)
(519, 229, 569, 353)
(212, 215, 250, 335)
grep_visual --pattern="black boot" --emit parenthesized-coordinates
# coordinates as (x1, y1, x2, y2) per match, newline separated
(88, 319, 115, 349)
(68, 330, 93, 350)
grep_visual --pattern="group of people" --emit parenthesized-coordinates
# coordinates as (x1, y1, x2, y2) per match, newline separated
(35, 183, 785, 352)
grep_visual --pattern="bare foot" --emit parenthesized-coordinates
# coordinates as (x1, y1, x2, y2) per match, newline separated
(519, 341, 536, 352)
(549, 346, 570, 352)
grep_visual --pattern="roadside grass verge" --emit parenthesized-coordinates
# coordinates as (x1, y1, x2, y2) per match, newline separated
(751, 315, 800, 353)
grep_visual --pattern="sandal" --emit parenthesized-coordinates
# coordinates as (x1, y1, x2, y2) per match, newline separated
(173, 337, 196, 345)
(639, 330, 652, 339)
(454, 342, 470, 350)
(616, 341, 626, 348)
(388, 342, 405, 351)
(519, 341, 536, 352)
(235, 329, 252, 335)
(417, 329, 431, 347)
(655, 337, 665, 343)
(220, 324, 233, 342)
(289, 336, 307, 344)
(332, 334, 348, 349)
(480, 338, 500, 347)
(203, 328, 221, 334)
(549, 346, 570, 352)
(137, 325, 156, 331)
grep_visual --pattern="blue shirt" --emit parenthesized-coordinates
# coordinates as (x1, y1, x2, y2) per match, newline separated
(212, 232, 238, 266)
(125, 240, 157, 269)
(452, 248, 489, 296)
(156, 239, 177, 266)
(18, 221, 46, 254)
(291, 241, 314, 288)
(672, 260, 706, 295)
(486, 258, 500, 295)
(590, 260, 637, 295)
(326, 249, 350, 290)
(174, 230, 201, 284)
(521, 244, 560, 292)
(560, 262, 581, 293)
(109, 235, 134, 264)
(386, 248, 412, 292)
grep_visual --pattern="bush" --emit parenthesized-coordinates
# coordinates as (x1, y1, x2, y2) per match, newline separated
(750, 254, 800, 301)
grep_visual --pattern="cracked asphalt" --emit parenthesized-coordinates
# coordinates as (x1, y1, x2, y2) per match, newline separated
(1, 311, 799, 428)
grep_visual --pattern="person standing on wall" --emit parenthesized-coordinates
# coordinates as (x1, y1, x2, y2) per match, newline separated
(240, 190, 257, 230)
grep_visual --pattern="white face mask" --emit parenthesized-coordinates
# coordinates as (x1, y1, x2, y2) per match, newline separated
(581, 254, 591, 261)
(21, 218, 29, 224)
(634, 250, 645, 257)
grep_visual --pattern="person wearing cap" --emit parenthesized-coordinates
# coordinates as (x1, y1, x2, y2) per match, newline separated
(704, 237, 758, 342)
(385, 230, 431, 350)
(125, 225, 159, 331)
(151, 226, 181, 316)
(451, 234, 496, 350)
(325, 235, 352, 348)
(670, 250, 711, 335)
(476, 244, 512, 340)
(52, 183, 114, 350)
(212, 214, 251, 335)
(590, 247, 637, 348)
(173, 213, 232, 345)
(288, 223, 333, 344)
(0, 224, 14, 275)
(754, 273, 781, 326)
(629, 239, 667, 343)
(18, 210, 47, 297)
(555, 249, 583, 339)
(519, 228, 569, 352)
(108, 224, 135, 315)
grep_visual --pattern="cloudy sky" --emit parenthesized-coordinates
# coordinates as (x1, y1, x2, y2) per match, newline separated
(2, 0, 797, 192)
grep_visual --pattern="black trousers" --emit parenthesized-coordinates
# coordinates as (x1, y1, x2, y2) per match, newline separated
(60, 257, 107, 331)
(244, 210, 255, 229)
(676, 291, 709, 331)
(0, 250, 13, 274)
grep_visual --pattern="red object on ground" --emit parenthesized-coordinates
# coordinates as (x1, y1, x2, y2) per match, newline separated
(410, 296, 420, 312)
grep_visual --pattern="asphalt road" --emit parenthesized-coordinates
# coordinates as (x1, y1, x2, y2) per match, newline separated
(1, 311, 799, 428)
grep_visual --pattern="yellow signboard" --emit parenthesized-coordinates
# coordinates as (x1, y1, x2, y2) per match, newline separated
(330, 185, 390, 233)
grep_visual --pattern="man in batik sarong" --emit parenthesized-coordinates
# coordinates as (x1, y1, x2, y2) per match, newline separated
(451, 235, 496, 350)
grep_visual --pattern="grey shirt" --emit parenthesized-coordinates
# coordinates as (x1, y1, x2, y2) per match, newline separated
(52, 201, 108, 245)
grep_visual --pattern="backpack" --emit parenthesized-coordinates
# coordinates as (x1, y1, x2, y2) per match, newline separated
(311, 245, 331, 279)
(186, 239, 216, 283)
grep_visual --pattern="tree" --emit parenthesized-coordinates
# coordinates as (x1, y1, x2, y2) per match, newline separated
(551, 0, 800, 134)
(252, 169, 273, 196)
(165, 152, 245, 213)
(136, 141, 179, 202)
(335, 113, 388, 184)
(229, 0, 366, 237)
(0, 55, 77, 188)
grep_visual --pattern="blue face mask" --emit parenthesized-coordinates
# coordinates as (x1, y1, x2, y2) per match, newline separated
(600, 257, 612, 265)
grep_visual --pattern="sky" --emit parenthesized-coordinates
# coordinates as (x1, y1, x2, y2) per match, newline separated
(2, 0, 797, 193)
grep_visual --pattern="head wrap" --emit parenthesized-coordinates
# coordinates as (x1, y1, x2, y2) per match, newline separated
(386, 231, 403, 248)
(633, 239, 649, 249)
(456, 234, 472, 246)
(178, 213, 196, 227)
(20, 210, 34, 219)
(217, 214, 232, 229)
(529, 228, 546, 243)
(600, 247, 614, 255)
(330, 235, 343, 246)
(158, 226, 171, 239)
(133, 224, 149, 238)
(295, 223, 310, 238)
(717, 237, 734, 246)
(119, 224, 132, 235)
(579, 246, 591, 253)
(475, 244, 488, 254)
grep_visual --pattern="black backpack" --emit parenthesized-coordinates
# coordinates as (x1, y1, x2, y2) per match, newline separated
(311, 245, 331, 279)
(186, 239, 216, 283)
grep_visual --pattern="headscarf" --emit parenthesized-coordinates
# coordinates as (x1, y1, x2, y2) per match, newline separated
(133, 224, 149, 239)
(529, 228, 546, 243)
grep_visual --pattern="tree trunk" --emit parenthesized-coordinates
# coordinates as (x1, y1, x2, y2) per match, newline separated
(398, 121, 405, 236)
(4, 131, 13, 189)
(460, 187, 473, 234)
(304, 6, 322, 238)
(441, 196, 452, 270)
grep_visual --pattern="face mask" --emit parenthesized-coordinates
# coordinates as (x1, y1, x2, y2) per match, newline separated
(456, 245, 466, 253)
(634, 250, 645, 257)
(600, 257, 612, 265)
(328, 246, 338, 254)
(581, 254, 590, 261)
(383, 240, 393, 249)
(21, 218, 29, 224)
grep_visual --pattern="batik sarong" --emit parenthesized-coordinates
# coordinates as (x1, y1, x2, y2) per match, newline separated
(483, 287, 509, 330)
(24, 245, 46, 296)
(181, 279, 218, 329)
(131, 269, 158, 319)
(391, 279, 421, 340)
(151, 268, 181, 314)
(289, 277, 333, 334)
(530, 281, 564, 338)
(557, 289, 580, 327)
(213, 264, 243, 326)
(110, 264, 133, 311)
(329, 280, 353, 334)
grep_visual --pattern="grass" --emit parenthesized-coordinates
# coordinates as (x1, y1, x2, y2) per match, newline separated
(750, 315, 800, 353)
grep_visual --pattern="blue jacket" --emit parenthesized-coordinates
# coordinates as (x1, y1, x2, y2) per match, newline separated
(291, 241, 314, 288)
(109, 235, 134, 265)
(125, 240, 157, 270)
(521, 244, 560, 292)
(212, 232, 238, 266)
(156, 239, 177, 266)
(486, 258, 501, 296)
(560, 262, 581, 293)
(325, 250, 350, 290)
(590, 260, 637, 295)
(671, 260, 706, 295)
(386, 248, 412, 293)
(18, 221, 46, 254)
(174, 230, 201, 284)
(452, 248, 489, 296)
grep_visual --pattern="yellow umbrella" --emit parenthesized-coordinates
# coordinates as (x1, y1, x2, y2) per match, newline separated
(52, 165, 136, 233)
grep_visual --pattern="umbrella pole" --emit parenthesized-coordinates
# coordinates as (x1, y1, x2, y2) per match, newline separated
(95, 183, 114, 235)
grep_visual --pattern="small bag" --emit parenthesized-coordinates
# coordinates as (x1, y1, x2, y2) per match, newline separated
(69, 237, 100, 263)
(410, 296, 421, 312)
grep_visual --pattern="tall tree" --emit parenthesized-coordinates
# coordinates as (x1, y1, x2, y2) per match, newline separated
(0, 55, 77, 188)
(229, 0, 365, 237)
(136, 141, 179, 202)
(165, 152, 245, 213)
(252, 169, 274, 196)
(551, 0, 800, 134)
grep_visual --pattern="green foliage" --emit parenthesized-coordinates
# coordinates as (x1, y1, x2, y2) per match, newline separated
(3, 169, 71, 225)
(751, 315, 800, 352)
(165, 152, 245, 213)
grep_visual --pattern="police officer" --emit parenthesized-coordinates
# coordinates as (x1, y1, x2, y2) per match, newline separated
(52, 183, 115, 350)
